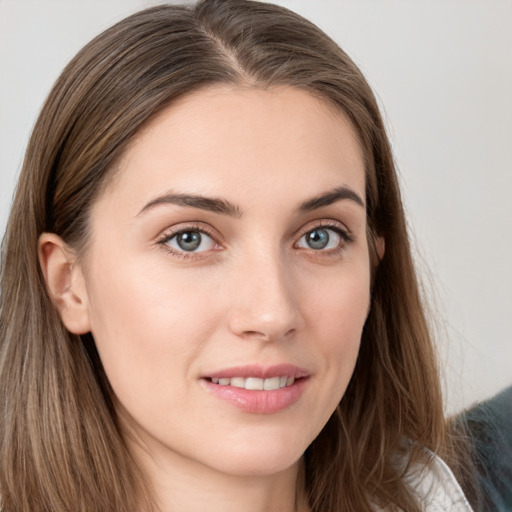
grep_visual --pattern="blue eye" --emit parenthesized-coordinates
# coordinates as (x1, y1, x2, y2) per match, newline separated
(165, 230, 216, 253)
(297, 227, 345, 251)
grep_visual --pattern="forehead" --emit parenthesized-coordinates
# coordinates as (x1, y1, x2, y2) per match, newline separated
(102, 85, 366, 211)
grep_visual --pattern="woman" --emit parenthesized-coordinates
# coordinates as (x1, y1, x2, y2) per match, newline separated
(0, 1, 473, 511)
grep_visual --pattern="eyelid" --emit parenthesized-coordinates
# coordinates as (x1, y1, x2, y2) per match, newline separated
(156, 222, 219, 241)
(295, 219, 354, 243)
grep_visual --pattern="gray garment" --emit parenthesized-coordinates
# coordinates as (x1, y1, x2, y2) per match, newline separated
(459, 386, 512, 512)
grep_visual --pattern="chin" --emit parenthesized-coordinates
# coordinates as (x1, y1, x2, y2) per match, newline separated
(213, 453, 303, 478)
(203, 428, 310, 477)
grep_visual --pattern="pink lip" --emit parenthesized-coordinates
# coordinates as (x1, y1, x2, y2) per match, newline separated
(204, 364, 309, 380)
(200, 364, 309, 414)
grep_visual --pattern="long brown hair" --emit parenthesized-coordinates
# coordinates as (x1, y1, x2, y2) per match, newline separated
(1, 1, 451, 510)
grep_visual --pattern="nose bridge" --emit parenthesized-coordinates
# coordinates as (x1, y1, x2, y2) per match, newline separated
(228, 243, 302, 341)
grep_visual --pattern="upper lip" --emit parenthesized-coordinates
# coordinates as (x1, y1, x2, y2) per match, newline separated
(203, 364, 309, 380)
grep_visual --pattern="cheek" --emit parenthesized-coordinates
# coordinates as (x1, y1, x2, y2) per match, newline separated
(309, 260, 371, 339)
(83, 251, 218, 405)
(310, 260, 371, 374)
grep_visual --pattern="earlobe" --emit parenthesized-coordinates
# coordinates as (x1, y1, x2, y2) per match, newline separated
(38, 233, 91, 335)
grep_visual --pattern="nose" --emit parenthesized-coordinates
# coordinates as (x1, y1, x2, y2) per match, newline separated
(227, 251, 303, 342)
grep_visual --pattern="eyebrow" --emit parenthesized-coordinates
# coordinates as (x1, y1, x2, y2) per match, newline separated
(138, 185, 364, 218)
(298, 186, 365, 211)
(138, 193, 242, 217)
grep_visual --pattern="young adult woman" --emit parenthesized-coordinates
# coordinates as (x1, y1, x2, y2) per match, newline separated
(0, 1, 474, 510)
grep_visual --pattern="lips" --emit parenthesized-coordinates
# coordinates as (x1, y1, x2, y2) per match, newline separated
(201, 364, 309, 414)
(204, 364, 308, 381)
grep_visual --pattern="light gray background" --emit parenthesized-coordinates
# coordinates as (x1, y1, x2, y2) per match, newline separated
(1, 0, 511, 413)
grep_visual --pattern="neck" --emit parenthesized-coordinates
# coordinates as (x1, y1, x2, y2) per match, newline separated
(129, 438, 308, 512)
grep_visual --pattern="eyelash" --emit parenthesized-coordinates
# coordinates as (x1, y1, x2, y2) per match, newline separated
(156, 220, 354, 260)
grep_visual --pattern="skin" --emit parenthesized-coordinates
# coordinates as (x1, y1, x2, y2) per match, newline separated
(40, 85, 375, 512)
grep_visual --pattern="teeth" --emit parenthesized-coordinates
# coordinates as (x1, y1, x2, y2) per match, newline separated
(230, 377, 245, 388)
(212, 376, 297, 390)
(245, 377, 264, 390)
(263, 376, 280, 390)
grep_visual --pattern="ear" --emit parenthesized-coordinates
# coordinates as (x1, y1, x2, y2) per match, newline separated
(375, 236, 385, 261)
(38, 233, 91, 335)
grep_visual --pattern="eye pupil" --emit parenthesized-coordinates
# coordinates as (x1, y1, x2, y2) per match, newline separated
(307, 229, 329, 249)
(177, 231, 202, 251)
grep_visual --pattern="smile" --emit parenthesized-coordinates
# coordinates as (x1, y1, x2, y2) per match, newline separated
(209, 376, 295, 390)
(201, 365, 309, 414)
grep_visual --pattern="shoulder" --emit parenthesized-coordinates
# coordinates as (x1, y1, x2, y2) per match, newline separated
(404, 452, 474, 512)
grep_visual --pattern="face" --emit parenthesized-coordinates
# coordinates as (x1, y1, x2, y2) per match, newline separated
(79, 86, 371, 478)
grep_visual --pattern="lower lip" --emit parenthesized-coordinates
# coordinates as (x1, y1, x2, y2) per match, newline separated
(201, 378, 308, 414)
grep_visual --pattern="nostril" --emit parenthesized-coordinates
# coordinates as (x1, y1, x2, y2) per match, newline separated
(237, 327, 297, 342)
(240, 329, 273, 341)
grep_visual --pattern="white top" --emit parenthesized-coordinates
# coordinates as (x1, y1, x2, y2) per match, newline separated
(404, 454, 474, 511)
